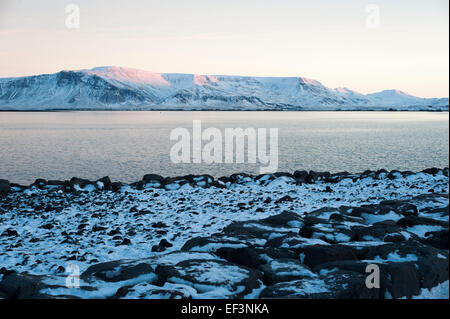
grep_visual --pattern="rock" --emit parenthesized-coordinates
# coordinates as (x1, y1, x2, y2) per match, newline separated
(259, 270, 379, 299)
(259, 258, 316, 285)
(69, 177, 92, 190)
(293, 170, 309, 183)
(215, 247, 266, 269)
(155, 259, 263, 298)
(396, 216, 448, 228)
(109, 182, 122, 192)
(47, 180, 65, 186)
(81, 260, 155, 283)
(152, 245, 166, 252)
(152, 222, 168, 229)
(313, 260, 420, 299)
(159, 239, 173, 248)
(92, 225, 107, 232)
(258, 211, 304, 228)
(0, 273, 43, 299)
(387, 170, 402, 180)
(33, 178, 47, 189)
(112, 285, 133, 298)
(379, 200, 418, 217)
(142, 174, 164, 183)
(0, 179, 10, 194)
(361, 241, 449, 290)
(299, 245, 358, 268)
(421, 168, 440, 175)
(118, 238, 131, 246)
(419, 229, 449, 249)
(96, 176, 112, 189)
(275, 195, 293, 204)
(299, 219, 355, 244)
(1, 228, 19, 237)
(384, 233, 408, 243)
(353, 220, 404, 241)
(181, 236, 248, 252)
(40, 223, 54, 230)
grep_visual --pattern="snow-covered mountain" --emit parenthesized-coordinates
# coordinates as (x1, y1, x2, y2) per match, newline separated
(0, 66, 448, 110)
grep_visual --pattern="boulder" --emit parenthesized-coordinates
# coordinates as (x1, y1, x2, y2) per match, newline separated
(0, 179, 10, 194)
(259, 258, 316, 285)
(155, 259, 263, 298)
(81, 260, 156, 283)
(215, 247, 267, 269)
(0, 273, 43, 299)
(298, 244, 359, 268)
(259, 270, 379, 299)
(361, 241, 449, 290)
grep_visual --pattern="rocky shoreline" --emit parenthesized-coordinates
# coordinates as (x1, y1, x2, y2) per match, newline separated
(0, 168, 448, 299)
(1, 167, 449, 194)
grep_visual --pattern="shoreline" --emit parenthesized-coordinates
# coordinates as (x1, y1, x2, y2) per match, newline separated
(1, 167, 449, 194)
(0, 167, 448, 299)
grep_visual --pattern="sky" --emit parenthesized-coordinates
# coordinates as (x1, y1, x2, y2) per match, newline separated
(0, 0, 448, 98)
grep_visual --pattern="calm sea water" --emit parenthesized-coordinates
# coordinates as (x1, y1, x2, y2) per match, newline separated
(0, 111, 448, 185)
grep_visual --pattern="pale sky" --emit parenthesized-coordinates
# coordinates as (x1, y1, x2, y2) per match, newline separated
(0, 0, 448, 97)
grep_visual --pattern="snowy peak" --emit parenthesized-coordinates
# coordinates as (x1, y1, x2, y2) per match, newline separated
(0, 66, 448, 110)
(80, 66, 171, 87)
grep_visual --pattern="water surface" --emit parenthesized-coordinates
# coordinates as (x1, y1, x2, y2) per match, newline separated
(0, 111, 448, 184)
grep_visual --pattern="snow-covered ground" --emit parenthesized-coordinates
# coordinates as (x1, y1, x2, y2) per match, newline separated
(0, 66, 448, 110)
(0, 168, 448, 299)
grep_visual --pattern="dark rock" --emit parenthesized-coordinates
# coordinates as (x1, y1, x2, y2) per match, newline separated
(0, 179, 10, 194)
(361, 241, 449, 290)
(259, 258, 315, 285)
(118, 238, 131, 246)
(69, 177, 92, 190)
(142, 174, 164, 183)
(259, 270, 379, 299)
(396, 216, 448, 228)
(0, 273, 43, 299)
(1, 228, 19, 237)
(421, 168, 440, 175)
(275, 195, 293, 204)
(293, 170, 309, 183)
(181, 236, 248, 252)
(216, 247, 266, 269)
(379, 200, 418, 217)
(111, 182, 123, 192)
(159, 239, 173, 248)
(313, 260, 420, 299)
(419, 229, 449, 250)
(96, 176, 112, 189)
(299, 245, 358, 268)
(47, 180, 65, 186)
(353, 220, 403, 241)
(152, 222, 168, 229)
(81, 261, 155, 283)
(155, 259, 262, 298)
(33, 179, 47, 189)
(387, 170, 402, 180)
(40, 223, 54, 230)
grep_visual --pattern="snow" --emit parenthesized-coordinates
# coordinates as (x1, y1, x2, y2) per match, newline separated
(412, 281, 449, 299)
(0, 169, 448, 299)
(406, 225, 446, 237)
(361, 211, 403, 224)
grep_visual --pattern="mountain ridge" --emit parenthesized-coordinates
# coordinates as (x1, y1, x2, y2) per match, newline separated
(0, 66, 448, 111)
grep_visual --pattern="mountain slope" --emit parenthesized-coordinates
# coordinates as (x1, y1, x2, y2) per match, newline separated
(0, 66, 448, 110)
